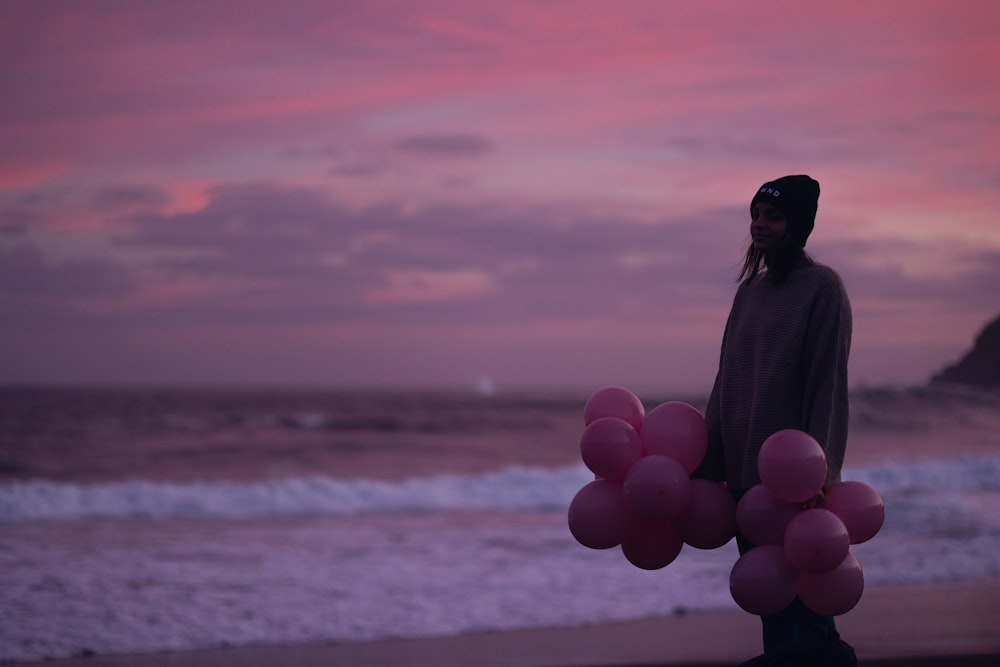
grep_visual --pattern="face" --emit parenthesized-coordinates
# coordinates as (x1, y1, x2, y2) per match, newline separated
(750, 201, 788, 252)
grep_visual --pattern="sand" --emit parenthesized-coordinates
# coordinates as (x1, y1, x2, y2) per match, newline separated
(25, 578, 1000, 667)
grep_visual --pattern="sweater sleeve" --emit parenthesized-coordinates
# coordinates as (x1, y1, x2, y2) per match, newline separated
(694, 308, 732, 483)
(694, 370, 726, 481)
(801, 271, 852, 488)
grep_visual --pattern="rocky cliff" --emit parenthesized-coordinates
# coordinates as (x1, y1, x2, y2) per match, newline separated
(931, 312, 1000, 387)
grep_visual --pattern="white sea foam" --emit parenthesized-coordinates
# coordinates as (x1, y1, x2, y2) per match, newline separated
(2, 455, 999, 523)
(2, 456, 998, 662)
(0, 465, 592, 522)
(1, 479, 997, 662)
(0, 456, 1000, 660)
(3, 386, 999, 661)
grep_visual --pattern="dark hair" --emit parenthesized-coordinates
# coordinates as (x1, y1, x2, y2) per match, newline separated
(737, 234, 807, 285)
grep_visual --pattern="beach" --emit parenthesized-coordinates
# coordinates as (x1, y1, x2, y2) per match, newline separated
(2, 386, 999, 665)
(22, 578, 1000, 666)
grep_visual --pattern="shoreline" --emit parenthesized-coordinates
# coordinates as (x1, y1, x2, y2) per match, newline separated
(17, 578, 1000, 667)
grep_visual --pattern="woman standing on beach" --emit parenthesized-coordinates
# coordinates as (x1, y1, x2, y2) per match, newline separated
(698, 175, 857, 666)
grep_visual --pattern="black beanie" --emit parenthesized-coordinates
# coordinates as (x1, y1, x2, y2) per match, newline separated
(750, 175, 820, 247)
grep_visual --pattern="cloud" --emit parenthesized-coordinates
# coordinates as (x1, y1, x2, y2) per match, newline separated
(394, 133, 495, 157)
(4, 179, 994, 338)
(329, 160, 389, 179)
(0, 199, 40, 236)
(2, 176, 998, 388)
(818, 238, 1000, 312)
(92, 185, 171, 211)
(1, 181, 737, 330)
(2, 1, 999, 387)
(0, 244, 138, 335)
(0, 245, 133, 299)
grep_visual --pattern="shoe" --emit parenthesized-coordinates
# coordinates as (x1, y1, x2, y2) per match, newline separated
(770, 630, 857, 667)
(826, 638, 857, 666)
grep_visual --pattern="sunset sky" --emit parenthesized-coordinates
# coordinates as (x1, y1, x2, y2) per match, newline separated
(2, 0, 999, 394)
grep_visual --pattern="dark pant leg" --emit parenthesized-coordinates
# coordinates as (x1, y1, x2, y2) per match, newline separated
(731, 491, 839, 655)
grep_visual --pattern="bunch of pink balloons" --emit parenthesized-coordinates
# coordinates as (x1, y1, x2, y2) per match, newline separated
(568, 386, 737, 570)
(729, 429, 885, 617)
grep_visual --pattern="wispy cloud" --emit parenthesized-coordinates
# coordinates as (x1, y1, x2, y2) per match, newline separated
(394, 133, 495, 157)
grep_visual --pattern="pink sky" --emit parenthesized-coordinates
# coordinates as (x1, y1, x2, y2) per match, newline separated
(2, 0, 999, 393)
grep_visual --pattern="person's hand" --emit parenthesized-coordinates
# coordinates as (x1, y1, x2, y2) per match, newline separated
(801, 489, 825, 509)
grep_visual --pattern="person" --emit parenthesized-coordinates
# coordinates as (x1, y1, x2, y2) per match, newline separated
(697, 175, 856, 666)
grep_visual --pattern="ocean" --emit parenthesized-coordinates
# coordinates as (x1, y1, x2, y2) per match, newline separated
(1, 385, 999, 662)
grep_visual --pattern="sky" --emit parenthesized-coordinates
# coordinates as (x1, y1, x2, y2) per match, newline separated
(2, 0, 999, 394)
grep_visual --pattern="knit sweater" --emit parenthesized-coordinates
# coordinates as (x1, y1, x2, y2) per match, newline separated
(700, 258, 852, 490)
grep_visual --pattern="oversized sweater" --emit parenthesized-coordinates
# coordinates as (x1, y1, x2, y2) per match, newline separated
(700, 258, 852, 490)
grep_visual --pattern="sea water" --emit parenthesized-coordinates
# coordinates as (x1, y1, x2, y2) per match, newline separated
(1, 386, 998, 661)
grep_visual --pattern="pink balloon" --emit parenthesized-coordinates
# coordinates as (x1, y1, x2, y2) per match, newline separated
(583, 386, 645, 430)
(579, 417, 643, 482)
(674, 479, 737, 550)
(567, 480, 635, 550)
(799, 551, 865, 616)
(735, 484, 801, 546)
(638, 401, 708, 474)
(621, 520, 684, 570)
(729, 545, 799, 616)
(824, 481, 885, 544)
(784, 508, 850, 574)
(623, 455, 692, 522)
(758, 429, 827, 503)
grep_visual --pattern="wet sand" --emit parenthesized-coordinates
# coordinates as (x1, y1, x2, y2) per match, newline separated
(26, 578, 1000, 666)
